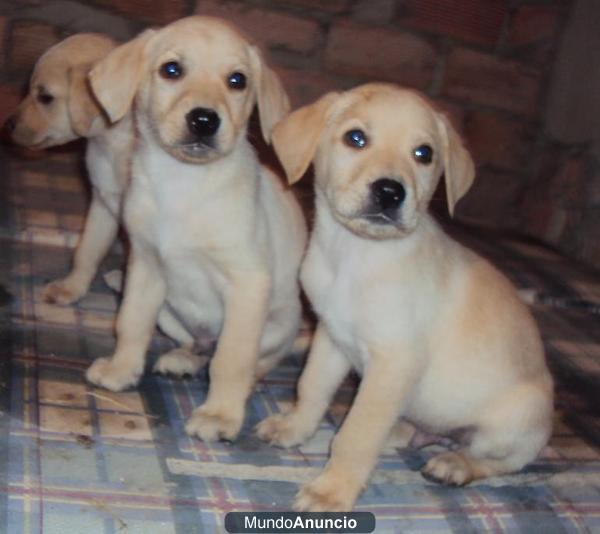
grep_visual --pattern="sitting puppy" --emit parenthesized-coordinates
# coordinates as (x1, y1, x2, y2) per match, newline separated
(85, 17, 307, 442)
(257, 83, 554, 511)
(5, 33, 133, 305)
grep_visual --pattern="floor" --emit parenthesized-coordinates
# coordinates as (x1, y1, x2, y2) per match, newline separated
(0, 146, 599, 533)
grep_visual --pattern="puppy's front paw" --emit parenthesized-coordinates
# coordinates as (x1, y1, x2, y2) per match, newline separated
(42, 277, 86, 305)
(86, 357, 142, 392)
(422, 451, 473, 486)
(255, 413, 311, 448)
(185, 405, 243, 442)
(153, 349, 208, 378)
(294, 470, 358, 512)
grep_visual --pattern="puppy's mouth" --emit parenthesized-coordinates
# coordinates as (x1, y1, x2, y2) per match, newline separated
(169, 137, 223, 162)
(332, 206, 413, 240)
(178, 140, 217, 156)
(360, 211, 402, 227)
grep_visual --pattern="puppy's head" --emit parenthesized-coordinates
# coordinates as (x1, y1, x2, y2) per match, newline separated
(89, 16, 289, 164)
(273, 84, 475, 239)
(5, 33, 116, 148)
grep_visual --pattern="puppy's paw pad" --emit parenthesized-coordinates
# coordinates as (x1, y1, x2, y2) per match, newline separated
(86, 357, 141, 392)
(255, 414, 306, 448)
(293, 474, 355, 512)
(42, 279, 85, 305)
(422, 452, 473, 486)
(185, 406, 242, 442)
(153, 350, 208, 378)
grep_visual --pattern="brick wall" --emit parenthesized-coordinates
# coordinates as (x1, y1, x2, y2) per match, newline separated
(519, 0, 600, 269)
(3, 0, 593, 266)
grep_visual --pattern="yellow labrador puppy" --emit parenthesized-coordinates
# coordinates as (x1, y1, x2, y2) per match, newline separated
(85, 17, 307, 442)
(257, 83, 553, 511)
(5, 33, 133, 305)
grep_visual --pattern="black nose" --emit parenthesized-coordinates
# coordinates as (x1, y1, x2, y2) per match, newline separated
(186, 107, 220, 139)
(371, 178, 406, 215)
(3, 115, 16, 134)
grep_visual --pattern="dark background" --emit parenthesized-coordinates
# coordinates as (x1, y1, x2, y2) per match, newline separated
(1, 0, 599, 268)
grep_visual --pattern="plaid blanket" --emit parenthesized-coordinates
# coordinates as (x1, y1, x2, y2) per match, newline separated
(0, 147, 598, 533)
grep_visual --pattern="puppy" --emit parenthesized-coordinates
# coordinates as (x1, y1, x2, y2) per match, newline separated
(85, 17, 307, 442)
(5, 33, 133, 305)
(257, 83, 554, 511)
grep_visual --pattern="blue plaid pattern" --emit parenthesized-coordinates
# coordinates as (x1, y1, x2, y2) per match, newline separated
(0, 147, 598, 533)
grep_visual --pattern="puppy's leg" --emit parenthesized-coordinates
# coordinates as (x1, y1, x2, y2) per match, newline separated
(387, 420, 417, 449)
(256, 323, 350, 447)
(153, 316, 208, 378)
(254, 326, 312, 380)
(185, 273, 270, 442)
(86, 247, 165, 391)
(255, 298, 304, 380)
(153, 306, 209, 377)
(294, 350, 416, 512)
(103, 270, 203, 377)
(153, 348, 209, 378)
(156, 307, 194, 347)
(422, 381, 552, 486)
(43, 194, 118, 305)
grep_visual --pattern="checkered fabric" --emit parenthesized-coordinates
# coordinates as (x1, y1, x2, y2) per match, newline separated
(0, 146, 599, 533)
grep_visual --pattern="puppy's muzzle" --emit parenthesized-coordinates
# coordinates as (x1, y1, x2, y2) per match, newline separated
(186, 107, 221, 141)
(365, 178, 406, 223)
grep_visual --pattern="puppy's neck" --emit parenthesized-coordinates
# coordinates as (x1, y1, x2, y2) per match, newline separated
(86, 112, 133, 156)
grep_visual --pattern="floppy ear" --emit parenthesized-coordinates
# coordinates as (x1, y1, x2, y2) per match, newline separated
(67, 65, 100, 136)
(248, 46, 290, 143)
(436, 114, 475, 216)
(272, 92, 339, 184)
(88, 29, 155, 123)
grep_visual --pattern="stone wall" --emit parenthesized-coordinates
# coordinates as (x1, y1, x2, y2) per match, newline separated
(3, 1, 596, 267)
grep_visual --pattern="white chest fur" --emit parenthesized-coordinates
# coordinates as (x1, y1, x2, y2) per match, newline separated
(301, 196, 450, 376)
(123, 141, 261, 334)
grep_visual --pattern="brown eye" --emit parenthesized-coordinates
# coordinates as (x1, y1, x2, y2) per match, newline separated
(37, 92, 54, 105)
(160, 61, 183, 80)
(414, 144, 433, 164)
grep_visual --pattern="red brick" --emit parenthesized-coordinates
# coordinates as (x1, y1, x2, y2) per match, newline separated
(432, 99, 466, 133)
(93, 0, 189, 24)
(552, 157, 585, 206)
(0, 17, 6, 69)
(9, 21, 60, 71)
(509, 6, 560, 47)
(277, 67, 345, 107)
(324, 21, 437, 89)
(442, 48, 541, 116)
(0, 85, 23, 124)
(278, 0, 350, 14)
(352, 0, 396, 24)
(196, 1, 322, 54)
(520, 199, 558, 239)
(519, 150, 584, 242)
(579, 210, 600, 267)
(464, 110, 533, 170)
(455, 168, 523, 226)
(397, 0, 507, 48)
